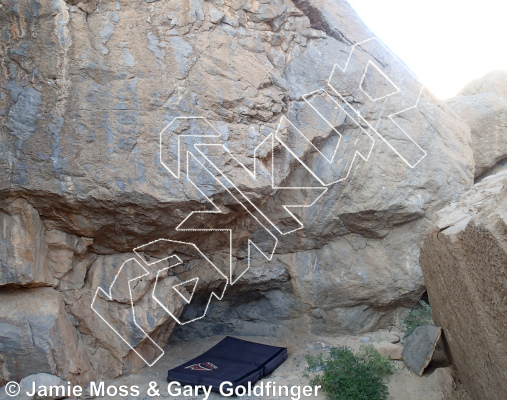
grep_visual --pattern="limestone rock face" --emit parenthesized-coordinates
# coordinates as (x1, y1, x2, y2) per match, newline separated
(0, 202, 186, 384)
(446, 71, 507, 180)
(0, 287, 94, 385)
(0, 0, 473, 384)
(0, 199, 50, 286)
(420, 170, 507, 400)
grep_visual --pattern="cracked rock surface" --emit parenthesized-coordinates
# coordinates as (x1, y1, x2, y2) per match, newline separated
(420, 170, 507, 400)
(446, 71, 507, 181)
(1, 0, 473, 384)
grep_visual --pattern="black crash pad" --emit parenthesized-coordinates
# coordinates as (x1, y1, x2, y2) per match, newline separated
(167, 336, 288, 391)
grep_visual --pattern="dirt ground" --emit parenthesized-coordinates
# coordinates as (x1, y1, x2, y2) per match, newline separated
(96, 328, 465, 400)
(444, 380, 473, 400)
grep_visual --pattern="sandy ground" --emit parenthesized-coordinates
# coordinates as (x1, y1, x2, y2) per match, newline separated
(93, 328, 466, 400)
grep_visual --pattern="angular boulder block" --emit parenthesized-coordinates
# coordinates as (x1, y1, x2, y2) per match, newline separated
(0, 287, 94, 385)
(420, 170, 507, 399)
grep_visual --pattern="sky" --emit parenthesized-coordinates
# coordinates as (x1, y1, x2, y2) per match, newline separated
(346, 0, 507, 99)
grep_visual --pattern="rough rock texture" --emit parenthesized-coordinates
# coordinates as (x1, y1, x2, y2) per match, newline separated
(446, 71, 507, 181)
(19, 373, 67, 400)
(0, 0, 473, 384)
(420, 170, 507, 400)
(0, 287, 94, 384)
(401, 325, 442, 376)
(0, 374, 68, 400)
(0, 199, 50, 286)
(374, 342, 403, 360)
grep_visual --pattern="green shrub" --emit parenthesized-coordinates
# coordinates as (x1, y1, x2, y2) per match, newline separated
(304, 345, 395, 400)
(402, 300, 433, 338)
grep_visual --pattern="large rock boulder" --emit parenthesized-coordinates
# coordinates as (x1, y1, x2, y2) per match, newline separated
(65, 252, 186, 377)
(0, 287, 94, 385)
(0, 373, 68, 400)
(20, 373, 67, 400)
(0, 0, 473, 383)
(420, 170, 507, 400)
(402, 325, 442, 376)
(446, 71, 507, 180)
(0, 202, 186, 383)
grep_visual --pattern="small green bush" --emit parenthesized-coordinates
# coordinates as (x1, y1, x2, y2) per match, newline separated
(304, 345, 395, 400)
(402, 300, 433, 338)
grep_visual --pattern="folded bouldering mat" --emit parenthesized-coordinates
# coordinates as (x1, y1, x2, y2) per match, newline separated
(166, 336, 288, 391)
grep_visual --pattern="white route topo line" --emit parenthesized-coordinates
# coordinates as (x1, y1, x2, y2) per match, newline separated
(91, 37, 427, 367)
